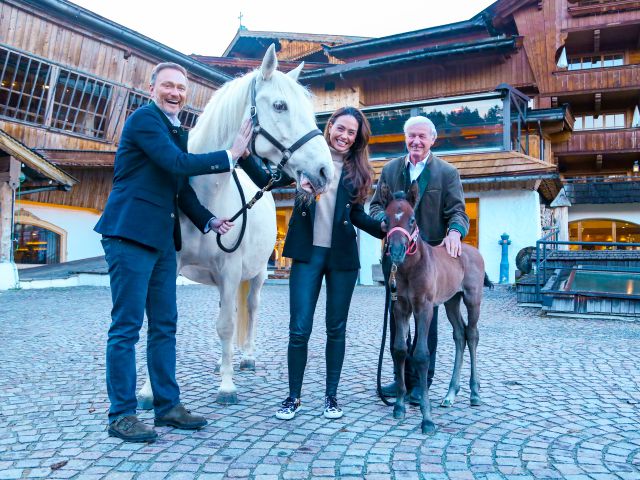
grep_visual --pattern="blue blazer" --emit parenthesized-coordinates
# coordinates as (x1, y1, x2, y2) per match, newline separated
(95, 103, 229, 251)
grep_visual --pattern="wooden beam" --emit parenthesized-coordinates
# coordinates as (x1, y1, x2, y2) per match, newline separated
(596, 154, 603, 170)
(594, 29, 601, 54)
(594, 93, 602, 117)
(551, 97, 558, 108)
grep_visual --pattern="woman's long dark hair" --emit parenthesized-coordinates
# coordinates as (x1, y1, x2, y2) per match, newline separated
(323, 106, 373, 204)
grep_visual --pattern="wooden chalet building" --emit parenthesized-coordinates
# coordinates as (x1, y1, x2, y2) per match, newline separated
(201, 0, 640, 284)
(0, 0, 230, 288)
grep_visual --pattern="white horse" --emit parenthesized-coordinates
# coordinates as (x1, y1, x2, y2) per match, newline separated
(138, 45, 333, 405)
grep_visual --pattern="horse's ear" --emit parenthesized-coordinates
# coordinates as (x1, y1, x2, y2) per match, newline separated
(379, 183, 391, 208)
(407, 181, 419, 208)
(260, 44, 278, 80)
(287, 62, 304, 82)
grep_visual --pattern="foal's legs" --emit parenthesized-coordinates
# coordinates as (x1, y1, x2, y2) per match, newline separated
(239, 270, 267, 371)
(463, 293, 481, 406)
(412, 304, 436, 434)
(442, 293, 466, 408)
(391, 297, 412, 420)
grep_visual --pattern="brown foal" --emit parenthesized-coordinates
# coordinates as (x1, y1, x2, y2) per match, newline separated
(380, 182, 487, 434)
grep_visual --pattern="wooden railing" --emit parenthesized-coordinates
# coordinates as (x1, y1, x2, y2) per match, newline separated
(553, 63, 640, 94)
(568, 0, 640, 16)
(554, 128, 640, 155)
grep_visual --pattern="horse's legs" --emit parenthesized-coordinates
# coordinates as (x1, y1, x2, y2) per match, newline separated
(216, 277, 240, 405)
(240, 270, 266, 371)
(137, 371, 154, 410)
(464, 293, 481, 406)
(442, 293, 466, 408)
(412, 304, 436, 434)
(391, 297, 411, 420)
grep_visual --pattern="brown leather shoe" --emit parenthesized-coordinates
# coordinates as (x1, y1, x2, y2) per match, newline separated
(108, 415, 157, 443)
(154, 404, 207, 430)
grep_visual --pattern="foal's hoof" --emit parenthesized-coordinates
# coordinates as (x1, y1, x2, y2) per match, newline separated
(216, 391, 238, 405)
(239, 359, 255, 371)
(470, 395, 482, 407)
(441, 398, 454, 408)
(421, 420, 437, 435)
(137, 396, 154, 411)
(393, 405, 405, 419)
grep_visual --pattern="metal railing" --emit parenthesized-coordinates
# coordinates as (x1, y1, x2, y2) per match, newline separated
(534, 228, 640, 300)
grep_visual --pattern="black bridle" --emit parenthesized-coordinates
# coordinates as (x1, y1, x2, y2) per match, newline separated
(216, 76, 324, 253)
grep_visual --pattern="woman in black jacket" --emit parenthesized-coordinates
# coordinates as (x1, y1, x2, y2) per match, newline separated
(239, 106, 385, 420)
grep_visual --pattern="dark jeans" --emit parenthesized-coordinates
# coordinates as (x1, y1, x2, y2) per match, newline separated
(288, 246, 359, 398)
(102, 236, 180, 422)
(383, 256, 438, 389)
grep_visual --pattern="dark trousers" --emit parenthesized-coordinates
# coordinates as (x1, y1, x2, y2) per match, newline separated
(288, 246, 358, 398)
(102, 236, 180, 422)
(383, 256, 438, 389)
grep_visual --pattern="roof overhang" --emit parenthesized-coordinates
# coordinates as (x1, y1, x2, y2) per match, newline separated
(301, 36, 521, 82)
(36, 149, 116, 167)
(0, 129, 77, 187)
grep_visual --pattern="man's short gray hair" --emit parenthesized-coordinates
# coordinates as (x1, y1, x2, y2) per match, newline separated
(150, 62, 188, 86)
(403, 116, 438, 141)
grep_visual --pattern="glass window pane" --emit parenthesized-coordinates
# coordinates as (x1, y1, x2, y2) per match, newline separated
(584, 116, 594, 129)
(366, 108, 412, 159)
(614, 113, 625, 128)
(603, 56, 614, 68)
(593, 115, 603, 129)
(574, 117, 583, 130)
(13, 224, 60, 264)
(590, 57, 602, 68)
(613, 55, 624, 66)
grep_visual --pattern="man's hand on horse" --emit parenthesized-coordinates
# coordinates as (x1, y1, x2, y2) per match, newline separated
(229, 119, 253, 161)
(440, 229, 462, 258)
(210, 217, 234, 235)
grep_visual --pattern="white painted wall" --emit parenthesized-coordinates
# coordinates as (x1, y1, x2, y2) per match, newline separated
(473, 189, 542, 284)
(568, 204, 640, 225)
(19, 203, 103, 262)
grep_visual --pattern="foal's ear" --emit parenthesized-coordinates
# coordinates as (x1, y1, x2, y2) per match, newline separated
(287, 62, 304, 82)
(379, 183, 391, 208)
(407, 181, 419, 208)
(260, 44, 278, 80)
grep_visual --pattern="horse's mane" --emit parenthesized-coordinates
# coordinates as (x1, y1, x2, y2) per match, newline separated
(188, 68, 313, 154)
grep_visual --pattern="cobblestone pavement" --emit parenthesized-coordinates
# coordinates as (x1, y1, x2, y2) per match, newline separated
(1, 284, 639, 480)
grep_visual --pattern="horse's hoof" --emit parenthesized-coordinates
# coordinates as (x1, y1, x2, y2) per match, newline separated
(214, 364, 220, 374)
(216, 391, 238, 405)
(421, 420, 437, 435)
(239, 359, 255, 371)
(393, 406, 405, 419)
(137, 397, 153, 411)
(470, 396, 482, 407)
(441, 398, 454, 408)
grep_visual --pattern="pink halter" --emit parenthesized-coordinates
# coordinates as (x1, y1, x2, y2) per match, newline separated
(386, 225, 420, 256)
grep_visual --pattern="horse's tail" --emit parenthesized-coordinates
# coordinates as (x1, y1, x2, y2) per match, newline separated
(235, 280, 251, 348)
(484, 273, 494, 289)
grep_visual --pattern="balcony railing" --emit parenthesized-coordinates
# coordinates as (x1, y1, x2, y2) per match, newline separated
(568, 0, 640, 16)
(553, 63, 640, 94)
(554, 128, 640, 155)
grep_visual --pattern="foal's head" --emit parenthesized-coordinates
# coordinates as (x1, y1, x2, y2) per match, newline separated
(380, 181, 420, 265)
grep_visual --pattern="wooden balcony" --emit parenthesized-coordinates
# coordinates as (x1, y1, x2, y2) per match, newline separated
(552, 64, 640, 95)
(554, 128, 640, 155)
(568, 0, 640, 17)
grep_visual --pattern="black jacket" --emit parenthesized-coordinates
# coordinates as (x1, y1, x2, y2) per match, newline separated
(239, 155, 384, 270)
(95, 103, 229, 251)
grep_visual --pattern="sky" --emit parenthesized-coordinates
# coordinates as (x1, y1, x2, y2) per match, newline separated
(70, 0, 496, 57)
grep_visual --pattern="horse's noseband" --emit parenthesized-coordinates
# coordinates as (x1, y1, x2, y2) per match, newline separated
(386, 225, 420, 256)
(249, 76, 323, 180)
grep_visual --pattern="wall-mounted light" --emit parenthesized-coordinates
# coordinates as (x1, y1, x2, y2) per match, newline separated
(633, 160, 639, 175)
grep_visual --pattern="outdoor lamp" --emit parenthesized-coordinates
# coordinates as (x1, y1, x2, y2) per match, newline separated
(633, 160, 639, 175)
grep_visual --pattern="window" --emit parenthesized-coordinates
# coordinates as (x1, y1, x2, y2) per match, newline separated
(13, 223, 60, 264)
(0, 47, 51, 124)
(569, 219, 640, 250)
(567, 53, 624, 70)
(51, 71, 113, 138)
(464, 198, 479, 248)
(125, 91, 150, 120)
(574, 112, 625, 130)
(178, 107, 200, 130)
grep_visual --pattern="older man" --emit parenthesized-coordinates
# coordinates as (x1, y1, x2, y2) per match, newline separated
(95, 62, 251, 442)
(369, 116, 469, 403)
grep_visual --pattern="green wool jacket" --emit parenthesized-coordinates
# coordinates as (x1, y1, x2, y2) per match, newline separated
(369, 153, 469, 244)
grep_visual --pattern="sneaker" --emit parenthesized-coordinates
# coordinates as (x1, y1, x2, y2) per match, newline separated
(323, 395, 343, 419)
(275, 397, 301, 420)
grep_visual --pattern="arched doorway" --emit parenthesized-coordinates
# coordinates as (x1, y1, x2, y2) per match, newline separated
(13, 215, 67, 265)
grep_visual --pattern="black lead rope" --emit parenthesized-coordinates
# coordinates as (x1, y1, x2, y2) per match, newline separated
(377, 263, 397, 406)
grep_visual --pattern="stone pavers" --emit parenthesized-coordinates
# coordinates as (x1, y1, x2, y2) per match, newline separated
(0, 284, 639, 479)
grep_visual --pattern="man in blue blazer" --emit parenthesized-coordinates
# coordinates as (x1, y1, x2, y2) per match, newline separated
(95, 62, 251, 442)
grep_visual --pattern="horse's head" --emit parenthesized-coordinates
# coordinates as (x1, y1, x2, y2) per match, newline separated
(380, 181, 420, 265)
(251, 45, 333, 195)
